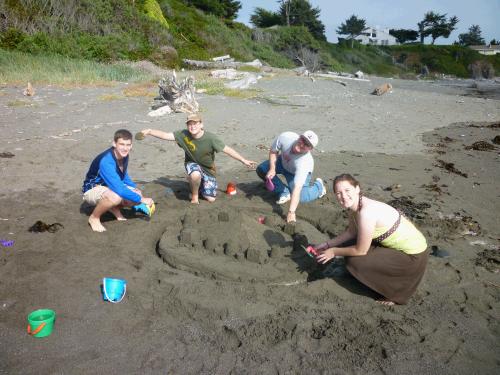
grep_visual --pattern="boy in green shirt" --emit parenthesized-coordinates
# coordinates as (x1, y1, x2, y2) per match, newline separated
(141, 114, 256, 204)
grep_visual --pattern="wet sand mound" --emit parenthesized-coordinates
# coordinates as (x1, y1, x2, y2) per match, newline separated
(157, 206, 332, 282)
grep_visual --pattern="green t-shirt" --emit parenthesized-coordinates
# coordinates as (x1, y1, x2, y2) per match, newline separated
(173, 130, 225, 176)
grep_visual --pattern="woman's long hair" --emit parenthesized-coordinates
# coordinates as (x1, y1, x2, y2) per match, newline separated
(333, 173, 363, 211)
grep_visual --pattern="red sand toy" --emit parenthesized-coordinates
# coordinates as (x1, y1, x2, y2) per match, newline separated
(301, 245, 319, 258)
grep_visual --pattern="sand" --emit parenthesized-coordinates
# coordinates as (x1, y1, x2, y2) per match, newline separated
(0, 72, 499, 374)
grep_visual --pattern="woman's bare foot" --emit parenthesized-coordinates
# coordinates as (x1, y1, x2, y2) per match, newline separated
(109, 207, 127, 221)
(88, 216, 106, 232)
(376, 298, 395, 306)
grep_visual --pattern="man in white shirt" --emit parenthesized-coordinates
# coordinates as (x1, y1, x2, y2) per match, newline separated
(256, 130, 326, 223)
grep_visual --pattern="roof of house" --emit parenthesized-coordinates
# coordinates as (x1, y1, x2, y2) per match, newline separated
(470, 45, 500, 50)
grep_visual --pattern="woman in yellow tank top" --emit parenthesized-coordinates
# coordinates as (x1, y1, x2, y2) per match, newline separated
(315, 174, 429, 305)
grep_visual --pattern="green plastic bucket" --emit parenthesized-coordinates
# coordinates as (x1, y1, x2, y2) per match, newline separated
(27, 309, 56, 338)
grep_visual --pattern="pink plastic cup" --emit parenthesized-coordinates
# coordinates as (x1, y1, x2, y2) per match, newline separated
(265, 177, 275, 191)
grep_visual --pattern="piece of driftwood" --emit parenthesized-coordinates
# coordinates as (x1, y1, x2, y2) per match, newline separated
(313, 74, 347, 86)
(183, 58, 262, 70)
(23, 82, 35, 96)
(152, 70, 199, 114)
(325, 72, 370, 82)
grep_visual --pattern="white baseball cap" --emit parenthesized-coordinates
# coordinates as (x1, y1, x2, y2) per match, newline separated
(301, 130, 318, 148)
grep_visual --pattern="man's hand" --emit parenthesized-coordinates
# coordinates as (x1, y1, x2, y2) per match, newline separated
(242, 159, 257, 169)
(266, 170, 276, 180)
(142, 197, 154, 206)
(286, 211, 296, 223)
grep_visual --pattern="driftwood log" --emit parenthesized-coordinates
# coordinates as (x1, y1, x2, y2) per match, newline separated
(153, 70, 199, 113)
(183, 58, 262, 70)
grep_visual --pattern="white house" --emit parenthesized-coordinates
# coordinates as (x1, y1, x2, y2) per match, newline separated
(469, 45, 500, 56)
(356, 27, 398, 46)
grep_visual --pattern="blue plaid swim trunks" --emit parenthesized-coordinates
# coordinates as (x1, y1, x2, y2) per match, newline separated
(185, 162, 217, 197)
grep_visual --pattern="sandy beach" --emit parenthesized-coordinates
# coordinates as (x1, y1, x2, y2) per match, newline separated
(0, 72, 499, 374)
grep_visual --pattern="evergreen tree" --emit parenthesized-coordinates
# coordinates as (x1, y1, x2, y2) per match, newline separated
(182, 0, 241, 21)
(458, 25, 485, 46)
(337, 14, 366, 48)
(250, 8, 281, 28)
(418, 11, 458, 44)
(278, 0, 326, 41)
(389, 29, 419, 44)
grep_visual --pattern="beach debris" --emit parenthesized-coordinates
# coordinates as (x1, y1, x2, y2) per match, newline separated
(258, 216, 266, 224)
(314, 74, 347, 86)
(467, 122, 500, 129)
(0, 239, 14, 247)
(387, 196, 430, 220)
(224, 74, 261, 90)
(209, 69, 242, 80)
(324, 71, 370, 82)
(134, 132, 145, 140)
(151, 70, 199, 115)
(371, 83, 393, 96)
(183, 58, 262, 70)
(23, 82, 35, 96)
(464, 141, 495, 151)
(383, 184, 401, 192)
(421, 183, 448, 195)
(475, 248, 500, 273)
(148, 105, 172, 117)
(437, 211, 481, 236)
(492, 135, 500, 145)
(430, 245, 450, 258)
(435, 160, 468, 178)
(29, 221, 64, 233)
(212, 54, 232, 62)
(0, 152, 15, 158)
(354, 71, 364, 79)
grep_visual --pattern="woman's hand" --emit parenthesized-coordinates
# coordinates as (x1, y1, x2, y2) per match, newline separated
(316, 248, 335, 264)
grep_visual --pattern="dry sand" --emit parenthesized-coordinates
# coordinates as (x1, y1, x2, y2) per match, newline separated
(0, 72, 499, 374)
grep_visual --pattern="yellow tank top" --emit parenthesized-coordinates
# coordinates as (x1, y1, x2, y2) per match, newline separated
(372, 216, 427, 254)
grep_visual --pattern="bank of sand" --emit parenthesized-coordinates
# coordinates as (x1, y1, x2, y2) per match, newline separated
(0, 72, 499, 374)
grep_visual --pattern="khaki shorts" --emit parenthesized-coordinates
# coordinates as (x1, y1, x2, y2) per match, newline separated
(83, 185, 109, 206)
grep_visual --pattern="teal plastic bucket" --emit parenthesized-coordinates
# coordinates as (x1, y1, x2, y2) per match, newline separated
(27, 309, 56, 338)
(102, 278, 127, 303)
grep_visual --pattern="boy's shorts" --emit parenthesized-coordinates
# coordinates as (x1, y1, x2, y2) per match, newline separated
(82, 185, 108, 206)
(185, 162, 217, 197)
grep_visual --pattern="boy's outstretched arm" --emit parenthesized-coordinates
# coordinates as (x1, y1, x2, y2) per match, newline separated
(141, 128, 175, 141)
(222, 146, 256, 169)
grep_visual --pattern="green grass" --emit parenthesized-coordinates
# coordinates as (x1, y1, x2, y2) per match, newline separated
(0, 49, 155, 85)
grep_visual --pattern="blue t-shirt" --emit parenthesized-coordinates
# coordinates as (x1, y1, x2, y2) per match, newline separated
(82, 147, 140, 203)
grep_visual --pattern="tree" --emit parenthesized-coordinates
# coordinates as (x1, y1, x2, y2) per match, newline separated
(458, 25, 485, 46)
(337, 14, 366, 48)
(250, 8, 281, 28)
(490, 39, 499, 45)
(182, 0, 242, 21)
(418, 11, 459, 44)
(278, 0, 326, 41)
(389, 29, 419, 44)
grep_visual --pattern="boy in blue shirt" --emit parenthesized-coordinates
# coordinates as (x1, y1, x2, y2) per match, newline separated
(82, 129, 154, 232)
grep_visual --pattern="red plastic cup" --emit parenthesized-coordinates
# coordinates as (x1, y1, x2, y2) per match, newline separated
(226, 182, 237, 195)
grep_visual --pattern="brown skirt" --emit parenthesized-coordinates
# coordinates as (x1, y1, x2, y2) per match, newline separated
(345, 246, 429, 305)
